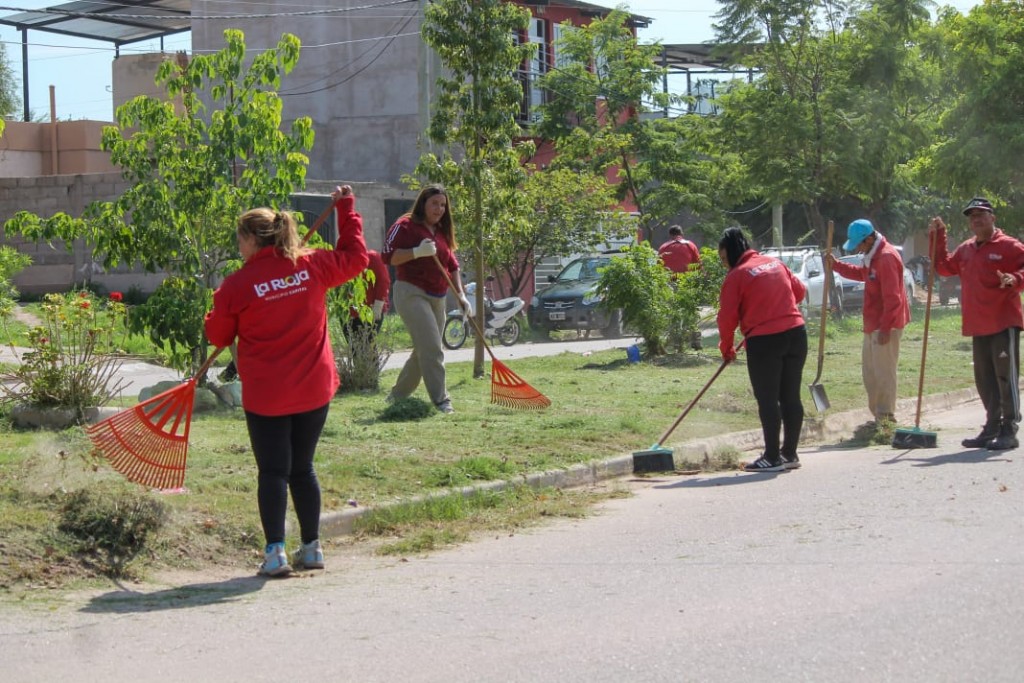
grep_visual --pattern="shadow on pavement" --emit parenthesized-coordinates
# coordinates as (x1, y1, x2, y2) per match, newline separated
(881, 448, 1014, 467)
(80, 575, 265, 614)
(653, 472, 785, 489)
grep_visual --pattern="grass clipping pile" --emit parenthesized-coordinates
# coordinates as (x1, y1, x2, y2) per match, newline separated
(0, 481, 169, 590)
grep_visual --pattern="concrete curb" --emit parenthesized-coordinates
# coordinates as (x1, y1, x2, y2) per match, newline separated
(314, 386, 981, 540)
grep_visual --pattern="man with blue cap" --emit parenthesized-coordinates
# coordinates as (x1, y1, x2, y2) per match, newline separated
(827, 219, 910, 425)
(930, 198, 1024, 450)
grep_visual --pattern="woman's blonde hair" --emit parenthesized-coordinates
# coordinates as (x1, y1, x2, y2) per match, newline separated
(236, 208, 312, 265)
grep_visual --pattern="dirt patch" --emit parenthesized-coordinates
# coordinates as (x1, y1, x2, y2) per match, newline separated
(10, 305, 42, 327)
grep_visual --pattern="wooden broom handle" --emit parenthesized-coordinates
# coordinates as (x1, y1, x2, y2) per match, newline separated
(431, 254, 499, 363)
(656, 357, 732, 446)
(915, 229, 937, 427)
(200, 198, 337, 380)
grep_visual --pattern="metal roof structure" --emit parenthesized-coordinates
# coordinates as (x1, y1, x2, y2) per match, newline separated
(0, 0, 192, 120)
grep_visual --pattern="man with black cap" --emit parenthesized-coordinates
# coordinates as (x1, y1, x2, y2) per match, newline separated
(929, 198, 1024, 450)
(827, 219, 911, 425)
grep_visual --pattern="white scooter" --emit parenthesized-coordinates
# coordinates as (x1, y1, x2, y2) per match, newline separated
(442, 278, 525, 350)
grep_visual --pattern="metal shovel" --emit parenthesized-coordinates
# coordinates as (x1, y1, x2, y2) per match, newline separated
(808, 220, 833, 412)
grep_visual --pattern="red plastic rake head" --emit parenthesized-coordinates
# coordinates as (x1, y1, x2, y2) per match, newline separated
(85, 378, 199, 490)
(490, 358, 551, 410)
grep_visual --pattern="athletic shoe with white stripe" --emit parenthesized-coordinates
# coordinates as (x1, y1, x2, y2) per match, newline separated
(782, 454, 801, 470)
(744, 456, 785, 473)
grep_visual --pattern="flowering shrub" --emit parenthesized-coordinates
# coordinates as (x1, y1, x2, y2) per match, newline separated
(0, 290, 129, 419)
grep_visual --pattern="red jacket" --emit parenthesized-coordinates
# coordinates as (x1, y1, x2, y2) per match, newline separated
(717, 250, 807, 355)
(382, 216, 459, 296)
(830, 237, 910, 334)
(658, 238, 700, 275)
(349, 250, 391, 319)
(933, 227, 1024, 336)
(205, 195, 369, 416)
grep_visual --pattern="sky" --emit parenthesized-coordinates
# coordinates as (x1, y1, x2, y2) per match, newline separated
(0, 0, 982, 122)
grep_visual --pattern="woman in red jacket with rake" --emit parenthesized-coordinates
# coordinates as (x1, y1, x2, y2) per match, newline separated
(205, 185, 368, 577)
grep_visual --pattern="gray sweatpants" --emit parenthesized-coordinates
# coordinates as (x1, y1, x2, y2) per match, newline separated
(390, 280, 449, 405)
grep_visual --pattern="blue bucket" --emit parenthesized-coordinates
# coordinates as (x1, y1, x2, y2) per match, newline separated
(626, 344, 641, 363)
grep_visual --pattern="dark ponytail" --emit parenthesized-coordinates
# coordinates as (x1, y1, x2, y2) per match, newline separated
(718, 227, 750, 269)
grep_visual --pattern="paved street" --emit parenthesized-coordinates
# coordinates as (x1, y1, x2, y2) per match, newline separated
(2, 396, 1022, 682)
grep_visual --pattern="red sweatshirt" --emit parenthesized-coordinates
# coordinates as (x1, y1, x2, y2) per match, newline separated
(717, 249, 807, 355)
(830, 237, 910, 334)
(381, 216, 459, 296)
(205, 195, 369, 416)
(349, 250, 391, 319)
(932, 227, 1024, 336)
(658, 238, 700, 275)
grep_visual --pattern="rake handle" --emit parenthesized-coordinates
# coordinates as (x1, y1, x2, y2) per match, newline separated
(811, 220, 834, 385)
(656, 357, 732, 447)
(431, 254, 499, 363)
(915, 229, 938, 428)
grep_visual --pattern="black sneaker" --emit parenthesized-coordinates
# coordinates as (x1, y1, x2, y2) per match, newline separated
(963, 425, 998, 449)
(744, 456, 785, 473)
(782, 454, 801, 470)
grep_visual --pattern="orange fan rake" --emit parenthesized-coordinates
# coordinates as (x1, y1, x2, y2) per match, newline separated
(432, 256, 550, 410)
(86, 348, 226, 489)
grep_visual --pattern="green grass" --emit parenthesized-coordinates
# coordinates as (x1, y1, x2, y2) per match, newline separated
(0, 301, 977, 591)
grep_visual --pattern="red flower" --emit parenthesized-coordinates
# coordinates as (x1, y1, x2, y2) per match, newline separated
(109, 292, 123, 302)
(79, 300, 91, 309)
(78, 291, 88, 298)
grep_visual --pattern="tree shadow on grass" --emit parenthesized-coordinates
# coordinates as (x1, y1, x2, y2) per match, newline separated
(80, 575, 266, 614)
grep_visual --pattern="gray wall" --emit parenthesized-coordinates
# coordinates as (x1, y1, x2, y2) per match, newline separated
(192, 0, 436, 185)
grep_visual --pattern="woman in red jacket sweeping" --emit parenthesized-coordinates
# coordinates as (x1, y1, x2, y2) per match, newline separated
(717, 227, 809, 473)
(205, 186, 368, 576)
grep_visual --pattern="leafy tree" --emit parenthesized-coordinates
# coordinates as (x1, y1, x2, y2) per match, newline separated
(535, 10, 674, 240)
(485, 166, 633, 300)
(712, 0, 855, 243)
(0, 42, 18, 122)
(596, 243, 673, 356)
(415, 0, 536, 376)
(915, 0, 1024, 225)
(3, 31, 314, 374)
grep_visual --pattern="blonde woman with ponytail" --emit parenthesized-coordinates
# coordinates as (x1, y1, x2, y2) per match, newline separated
(205, 185, 368, 577)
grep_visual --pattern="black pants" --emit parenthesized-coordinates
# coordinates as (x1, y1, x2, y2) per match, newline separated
(972, 327, 1021, 430)
(245, 403, 330, 547)
(745, 325, 808, 460)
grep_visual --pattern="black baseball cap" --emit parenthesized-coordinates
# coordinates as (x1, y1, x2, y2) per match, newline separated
(962, 197, 994, 215)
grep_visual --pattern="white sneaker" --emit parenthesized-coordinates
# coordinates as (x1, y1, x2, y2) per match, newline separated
(258, 542, 292, 577)
(291, 539, 324, 570)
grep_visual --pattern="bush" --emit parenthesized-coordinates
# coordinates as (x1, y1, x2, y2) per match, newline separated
(0, 290, 128, 420)
(59, 484, 168, 577)
(0, 245, 31, 321)
(596, 243, 674, 355)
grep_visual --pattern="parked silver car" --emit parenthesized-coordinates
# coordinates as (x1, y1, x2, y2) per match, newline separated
(761, 247, 843, 313)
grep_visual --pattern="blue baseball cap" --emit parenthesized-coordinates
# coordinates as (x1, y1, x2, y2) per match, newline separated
(843, 219, 875, 252)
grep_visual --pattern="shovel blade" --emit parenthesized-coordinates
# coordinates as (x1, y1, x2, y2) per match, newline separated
(809, 382, 830, 412)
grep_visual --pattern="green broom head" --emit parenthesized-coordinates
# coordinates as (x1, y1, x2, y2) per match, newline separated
(632, 444, 675, 473)
(892, 425, 938, 449)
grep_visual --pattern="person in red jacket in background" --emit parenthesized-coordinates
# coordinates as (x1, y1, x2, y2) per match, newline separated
(717, 227, 808, 473)
(205, 185, 368, 577)
(930, 197, 1024, 451)
(343, 249, 391, 337)
(658, 225, 701, 277)
(827, 219, 910, 426)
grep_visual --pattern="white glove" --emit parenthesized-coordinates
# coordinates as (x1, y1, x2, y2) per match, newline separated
(459, 293, 474, 317)
(412, 239, 437, 259)
(371, 300, 385, 321)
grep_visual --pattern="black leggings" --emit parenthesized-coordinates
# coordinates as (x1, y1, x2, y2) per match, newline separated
(245, 403, 330, 547)
(744, 326, 808, 460)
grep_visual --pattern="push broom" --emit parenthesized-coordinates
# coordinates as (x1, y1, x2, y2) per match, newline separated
(433, 256, 551, 409)
(892, 232, 938, 449)
(632, 347, 738, 474)
(87, 200, 339, 488)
